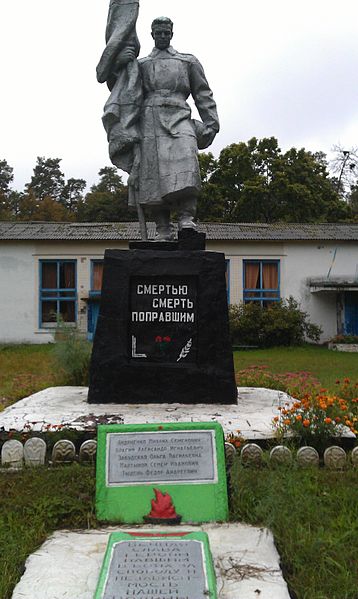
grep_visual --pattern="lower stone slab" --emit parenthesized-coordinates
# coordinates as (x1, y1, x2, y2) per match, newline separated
(95, 531, 217, 599)
(11, 524, 291, 599)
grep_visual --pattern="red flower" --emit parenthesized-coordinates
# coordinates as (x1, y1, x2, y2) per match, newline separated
(155, 336, 162, 343)
(163, 336, 171, 342)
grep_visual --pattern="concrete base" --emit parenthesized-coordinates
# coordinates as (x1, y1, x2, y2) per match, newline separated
(1, 386, 354, 440)
(11, 524, 291, 599)
(0, 386, 293, 439)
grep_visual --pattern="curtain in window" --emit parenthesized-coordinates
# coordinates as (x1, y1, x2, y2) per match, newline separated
(61, 263, 75, 289)
(245, 263, 260, 298)
(93, 263, 104, 290)
(262, 263, 278, 298)
(42, 263, 57, 289)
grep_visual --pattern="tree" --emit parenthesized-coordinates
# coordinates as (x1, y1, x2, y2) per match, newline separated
(330, 145, 358, 199)
(78, 167, 135, 222)
(17, 191, 72, 222)
(91, 167, 125, 194)
(349, 183, 358, 219)
(25, 157, 65, 201)
(197, 138, 351, 223)
(61, 178, 86, 212)
(0, 159, 14, 196)
(197, 153, 227, 221)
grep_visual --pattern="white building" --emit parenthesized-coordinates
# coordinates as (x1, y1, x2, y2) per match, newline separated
(1, 221, 358, 344)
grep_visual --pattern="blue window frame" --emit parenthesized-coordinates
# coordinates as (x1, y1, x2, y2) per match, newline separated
(243, 260, 280, 305)
(90, 260, 104, 297)
(39, 260, 77, 326)
(87, 260, 104, 340)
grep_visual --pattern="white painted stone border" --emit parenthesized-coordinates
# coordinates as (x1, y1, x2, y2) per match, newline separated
(328, 343, 358, 353)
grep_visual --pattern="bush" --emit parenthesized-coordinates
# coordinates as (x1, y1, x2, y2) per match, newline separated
(229, 297, 322, 347)
(52, 321, 92, 386)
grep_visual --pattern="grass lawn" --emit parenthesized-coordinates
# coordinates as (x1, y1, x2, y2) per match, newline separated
(0, 344, 59, 409)
(1, 344, 357, 410)
(234, 345, 358, 392)
(0, 463, 357, 599)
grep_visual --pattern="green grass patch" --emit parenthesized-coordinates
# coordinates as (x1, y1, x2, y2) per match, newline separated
(1, 463, 357, 599)
(234, 345, 358, 392)
(230, 462, 358, 599)
(0, 344, 60, 409)
(0, 464, 96, 599)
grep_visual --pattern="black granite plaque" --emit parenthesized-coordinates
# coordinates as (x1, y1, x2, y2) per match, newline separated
(130, 276, 197, 363)
(102, 540, 208, 599)
(88, 249, 237, 404)
(106, 430, 216, 486)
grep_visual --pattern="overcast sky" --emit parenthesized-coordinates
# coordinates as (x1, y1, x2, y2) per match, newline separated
(1, 0, 357, 191)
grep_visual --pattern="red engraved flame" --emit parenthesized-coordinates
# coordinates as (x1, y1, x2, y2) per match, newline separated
(147, 489, 178, 519)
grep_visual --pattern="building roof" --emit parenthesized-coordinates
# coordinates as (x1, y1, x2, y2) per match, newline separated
(1, 221, 358, 241)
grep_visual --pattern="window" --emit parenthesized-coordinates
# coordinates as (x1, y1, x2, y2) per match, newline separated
(87, 260, 104, 341)
(243, 260, 280, 305)
(91, 260, 104, 295)
(40, 260, 77, 326)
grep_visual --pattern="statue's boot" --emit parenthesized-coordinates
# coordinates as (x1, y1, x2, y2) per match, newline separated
(151, 206, 175, 241)
(178, 196, 197, 230)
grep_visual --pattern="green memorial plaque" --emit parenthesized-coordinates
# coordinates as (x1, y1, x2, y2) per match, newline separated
(96, 422, 228, 523)
(94, 531, 217, 599)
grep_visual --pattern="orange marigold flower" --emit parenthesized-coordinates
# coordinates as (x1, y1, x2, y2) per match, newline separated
(273, 416, 279, 422)
(345, 420, 352, 427)
(296, 414, 303, 421)
(344, 378, 350, 384)
(283, 419, 291, 425)
(335, 417, 341, 423)
(324, 417, 332, 424)
(303, 419, 310, 427)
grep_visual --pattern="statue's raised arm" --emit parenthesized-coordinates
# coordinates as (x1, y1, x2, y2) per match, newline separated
(97, 0, 140, 89)
(97, 0, 142, 176)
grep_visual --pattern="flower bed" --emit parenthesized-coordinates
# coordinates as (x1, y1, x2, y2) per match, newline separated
(236, 366, 357, 449)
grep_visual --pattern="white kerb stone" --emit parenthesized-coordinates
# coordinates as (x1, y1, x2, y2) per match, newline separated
(241, 443, 263, 465)
(351, 446, 358, 467)
(79, 439, 97, 462)
(296, 446, 319, 467)
(270, 446, 292, 465)
(24, 437, 47, 467)
(224, 442, 237, 468)
(1, 439, 24, 469)
(323, 446, 347, 469)
(52, 439, 76, 463)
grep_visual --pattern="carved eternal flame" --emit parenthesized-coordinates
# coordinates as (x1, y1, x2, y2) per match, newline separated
(97, 2, 219, 240)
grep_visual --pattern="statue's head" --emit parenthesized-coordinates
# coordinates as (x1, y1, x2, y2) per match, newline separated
(151, 17, 173, 50)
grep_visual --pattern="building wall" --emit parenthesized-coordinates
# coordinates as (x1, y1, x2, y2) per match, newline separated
(0, 242, 40, 343)
(1, 238, 357, 343)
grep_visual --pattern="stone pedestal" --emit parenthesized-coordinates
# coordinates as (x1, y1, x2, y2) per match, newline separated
(88, 245, 236, 405)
